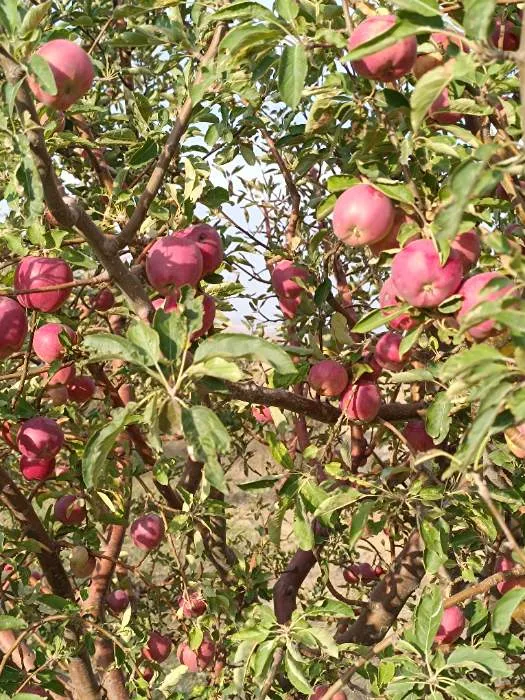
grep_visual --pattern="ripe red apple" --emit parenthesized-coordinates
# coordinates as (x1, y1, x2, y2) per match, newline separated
(374, 332, 405, 371)
(92, 288, 115, 311)
(495, 555, 525, 594)
(435, 606, 465, 645)
(251, 405, 273, 424)
(140, 665, 154, 682)
(271, 260, 308, 298)
(361, 352, 383, 381)
(0, 298, 27, 358)
(340, 380, 381, 422)
(67, 375, 96, 403)
(178, 591, 207, 618)
(130, 513, 165, 551)
(17, 417, 64, 459)
(491, 19, 520, 51)
(505, 423, 525, 458)
(21, 685, 48, 698)
(175, 224, 223, 277)
(368, 210, 416, 255)
(20, 456, 55, 481)
(413, 52, 443, 79)
(145, 236, 203, 294)
(33, 323, 77, 363)
(70, 545, 96, 578)
(310, 685, 347, 700)
(118, 383, 134, 406)
(456, 272, 515, 340)
(308, 359, 349, 397)
(332, 184, 394, 247)
(429, 89, 461, 125)
(48, 363, 76, 387)
(143, 632, 172, 663)
(391, 239, 463, 308)
(28, 39, 94, 110)
(54, 495, 85, 525)
(343, 562, 383, 584)
(278, 295, 300, 319)
(379, 277, 417, 331)
(450, 230, 481, 273)
(176, 637, 216, 671)
(15, 256, 73, 312)
(402, 419, 434, 452)
(348, 15, 417, 82)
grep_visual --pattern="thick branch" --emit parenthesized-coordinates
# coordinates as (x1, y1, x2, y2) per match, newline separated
(117, 24, 226, 248)
(220, 380, 426, 425)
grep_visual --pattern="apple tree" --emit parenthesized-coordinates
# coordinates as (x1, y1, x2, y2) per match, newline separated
(1, 0, 525, 699)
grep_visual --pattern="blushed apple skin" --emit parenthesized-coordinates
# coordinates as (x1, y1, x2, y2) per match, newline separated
(456, 271, 516, 340)
(178, 591, 207, 618)
(278, 295, 300, 319)
(391, 239, 463, 308)
(176, 638, 216, 671)
(429, 89, 461, 125)
(0, 298, 27, 359)
(451, 230, 481, 273)
(175, 224, 223, 278)
(15, 256, 73, 312)
(33, 323, 76, 363)
(92, 288, 115, 311)
(434, 606, 465, 645)
(20, 456, 55, 481)
(130, 513, 165, 551)
(333, 184, 394, 247)
(28, 39, 94, 110)
(106, 589, 130, 613)
(146, 236, 203, 294)
(17, 417, 64, 460)
(54, 494, 85, 525)
(495, 555, 525, 594)
(310, 684, 347, 700)
(271, 260, 308, 298)
(67, 375, 96, 404)
(251, 405, 273, 424)
(379, 277, 417, 331)
(142, 631, 172, 662)
(368, 210, 417, 255)
(374, 332, 405, 371)
(308, 359, 349, 397)
(340, 380, 381, 422)
(491, 19, 520, 51)
(348, 15, 417, 82)
(402, 419, 434, 452)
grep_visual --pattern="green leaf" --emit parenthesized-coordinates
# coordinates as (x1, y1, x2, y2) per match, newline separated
(294, 496, 314, 549)
(373, 181, 415, 205)
(275, 0, 298, 21)
(127, 321, 162, 366)
(28, 55, 57, 96)
(425, 392, 451, 444)
(314, 279, 332, 306)
(0, 615, 27, 631)
(82, 406, 139, 489)
(414, 586, 443, 653)
(394, 0, 439, 16)
(410, 64, 452, 132)
(492, 588, 525, 634)
(284, 651, 312, 694)
(20, 0, 52, 35)
(206, 0, 284, 27)
(186, 357, 244, 382)
(462, 0, 497, 40)
(421, 519, 449, 574)
(446, 646, 512, 678)
(399, 324, 424, 356)
(313, 489, 363, 518)
(83, 333, 150, 368)
(278, 44, 307, 109)
(326, 175, 360, 193)
(182, 406, 231, 492)
(347, 499, 374, 550)
(194, 333, 296, 375)
(238, 475, 281, 491)
(449, 679, 502, 700)
(0, 0, 19, 33)
(153, 308, 186, 363)
(352, 305, 411, 334)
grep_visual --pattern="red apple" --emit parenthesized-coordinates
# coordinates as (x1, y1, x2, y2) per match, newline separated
(402, 419, 434, 452)
(15, 256, 73, 312)
(0, 298, 27, 358)
(413, 52, 442, 79)
(435, 606, 465, 645)
(176, 637, 216, 671)
(140, 665, 154, 682)
(308, 359, 349, 397)
(332, 184, 394, 247)
(491, 19, 520, 51)
(20, 456, 55, 481)
(450, 230, 481, 273)
(374, 332, 405, 371)
(48, 363, 76, 387)
(28, 39, 94, 110)
(343, 562, 383, 584)
(145, 236, 203, 294)
(429, 89, 461, 125)
(278, 295, 300, 319)
(130, 513, 165, 551)
(271, 260, 308, 298)
(178, 591, 207, 618)
(368, 210, 417, 255)
(17, 417, 64, 459)
(92, 288, 115, 311)
(340, 380, 381, 422)
(391, 239, 463, 308)
(67, 375, 96, 403)
(348, 15, 417, 82)
(33, 323, 76, 363)
(310, 685, 347, 700)
(379, 277, 417, 331)
(175, 224, 223, 277)
(118, 383, 134, 406)
(456, 272, 515, 340)
(54, 495, 85, 525)
(495, 555, 525, 594)
(143, 631, 172, 663)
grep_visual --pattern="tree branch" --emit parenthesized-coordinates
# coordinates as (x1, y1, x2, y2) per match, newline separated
(117, 24, 226, 249)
